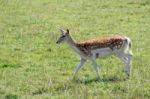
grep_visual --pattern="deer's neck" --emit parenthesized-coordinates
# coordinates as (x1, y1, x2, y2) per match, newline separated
(66, 36, 81, 54)
(67, 36, 77, 48)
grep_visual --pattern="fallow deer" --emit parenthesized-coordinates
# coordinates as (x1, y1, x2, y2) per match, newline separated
(56, 29, 133, 81)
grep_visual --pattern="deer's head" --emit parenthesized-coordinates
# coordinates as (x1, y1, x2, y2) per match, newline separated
(56, 29, 70, 44)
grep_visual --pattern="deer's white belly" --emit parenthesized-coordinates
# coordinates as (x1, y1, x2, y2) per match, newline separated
(92, 48, 112, 58)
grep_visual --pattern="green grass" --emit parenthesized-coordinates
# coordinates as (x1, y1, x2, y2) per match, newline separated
(0, 0, 150, 98)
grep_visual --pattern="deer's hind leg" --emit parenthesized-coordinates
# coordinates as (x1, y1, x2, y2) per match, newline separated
(116, 51, 133, 78)
(124, 53, 133, 78)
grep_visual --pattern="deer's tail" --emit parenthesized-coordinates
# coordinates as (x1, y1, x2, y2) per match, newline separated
(123, 37, 133, 56)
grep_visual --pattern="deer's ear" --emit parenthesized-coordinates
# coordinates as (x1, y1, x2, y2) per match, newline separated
(66, 29, 69, 34)
(59, 29, 64, 33)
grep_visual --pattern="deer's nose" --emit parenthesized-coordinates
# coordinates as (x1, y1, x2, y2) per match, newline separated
(56, 41, 59, 44)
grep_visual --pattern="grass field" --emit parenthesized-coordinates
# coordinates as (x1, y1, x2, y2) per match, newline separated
(0, 0, 150, 98)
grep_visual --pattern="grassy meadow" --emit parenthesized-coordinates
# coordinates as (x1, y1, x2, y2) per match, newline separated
(0, 0, 150, 98)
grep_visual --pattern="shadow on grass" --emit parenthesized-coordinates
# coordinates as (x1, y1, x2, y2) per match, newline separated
(74, 76, 127, 84)
(102, 76, 126, 82)
(32, 87, 48, 95)
(0, 62, 21, 68)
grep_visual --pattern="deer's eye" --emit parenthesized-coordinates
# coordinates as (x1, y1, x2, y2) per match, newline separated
(61, 35, 65, 38)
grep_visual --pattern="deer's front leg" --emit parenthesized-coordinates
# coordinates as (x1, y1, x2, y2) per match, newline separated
(73, 58, 86, 78)
(92, 59, 102, 81)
